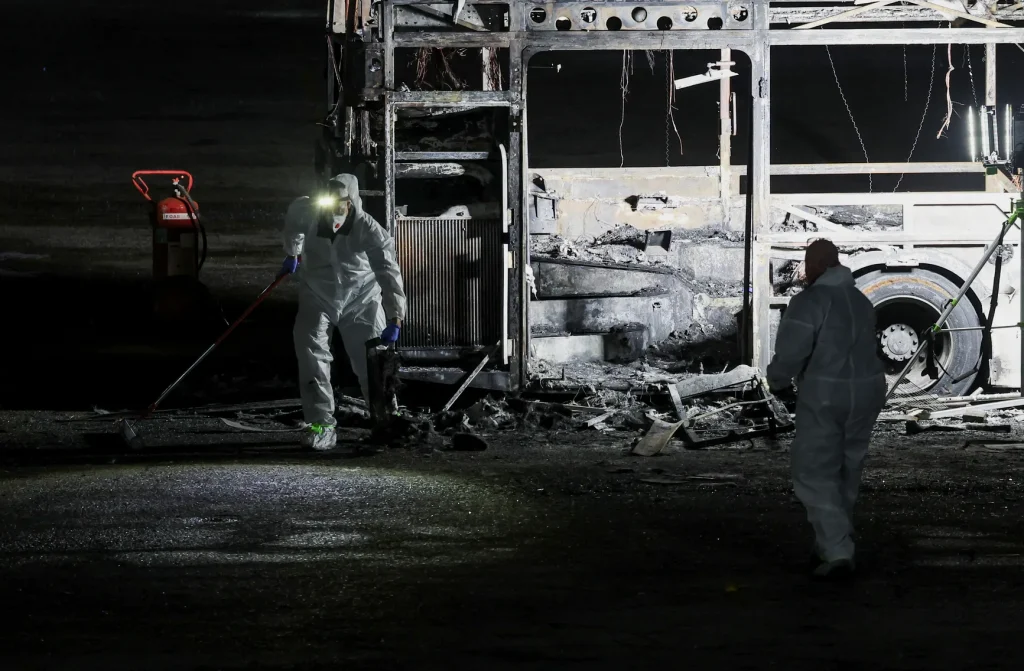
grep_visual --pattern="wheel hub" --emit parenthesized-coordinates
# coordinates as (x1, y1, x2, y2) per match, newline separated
(880, 323, 919, 362)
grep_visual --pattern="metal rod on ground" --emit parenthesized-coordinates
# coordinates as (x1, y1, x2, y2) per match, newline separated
(146, 274, 289, 416)
(440, 341, 499, 413)
(885, 201, 1023, 401)
(898, 391, 1022, 405)
(922, 396, 1024, 420)
(689, 399, 768, 423)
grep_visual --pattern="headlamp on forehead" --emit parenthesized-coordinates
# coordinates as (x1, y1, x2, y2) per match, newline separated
(316, 195, 337, 208)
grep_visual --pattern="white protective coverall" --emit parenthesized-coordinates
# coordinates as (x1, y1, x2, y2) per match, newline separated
(284, 174, 407, 427)
(766, 265, 886, 563)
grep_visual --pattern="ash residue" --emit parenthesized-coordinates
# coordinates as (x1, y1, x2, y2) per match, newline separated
(532, 226, 666, 267)
(772, 205, 903, 233)
(532, 226, 745, 268)
(772, 259, 804, 296)
(671, 228, 744, 244)
(648, 331, 739, 376)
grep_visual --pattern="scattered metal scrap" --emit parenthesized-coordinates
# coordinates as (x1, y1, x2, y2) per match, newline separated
(631, 366, 793, 456)
(917, 396, 1024, 420)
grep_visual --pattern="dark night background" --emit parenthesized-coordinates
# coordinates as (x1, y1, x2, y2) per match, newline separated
(3, 2, 1024, 669)
(3, 0, 1020, 409)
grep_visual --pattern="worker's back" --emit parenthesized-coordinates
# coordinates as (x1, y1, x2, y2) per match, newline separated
(793, 265, 883, 384)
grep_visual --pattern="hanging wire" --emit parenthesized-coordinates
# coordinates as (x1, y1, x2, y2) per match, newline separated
(895, 45, 937, 192)
(936, 42, 954, 139)
(665, 54, 671, 167)
(825, 45, 872, 192)
(618, 50, 632, 168)
(965, 44, 978, 107)
(324, 35, 345, 124)
(665, 50, 683, 165)
(902, 23, 908, 102)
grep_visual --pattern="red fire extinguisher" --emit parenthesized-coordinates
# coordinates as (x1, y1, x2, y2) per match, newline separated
(131, 170, 207, 279)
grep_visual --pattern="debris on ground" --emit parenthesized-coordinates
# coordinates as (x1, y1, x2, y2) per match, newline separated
(906, 420, 1012, 435)
(964, 441, 1024, 452)
(631, 416, 684, 457)
(674, 365, 759, 400)
(451, 433, 488, 452)
(637, 471, 744, 487)
(220, 418, 300, 433)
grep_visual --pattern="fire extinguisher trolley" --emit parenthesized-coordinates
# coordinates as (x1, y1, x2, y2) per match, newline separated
(131, 170, 207, 279)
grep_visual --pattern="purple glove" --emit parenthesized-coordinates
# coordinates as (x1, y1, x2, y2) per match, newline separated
(278, 256, 299, 277)
(381, 323, 400, 344)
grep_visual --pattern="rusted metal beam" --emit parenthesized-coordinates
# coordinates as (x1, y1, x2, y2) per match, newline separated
(398, 30, 755, 50)
(903, 0, 1011, 27)
(394, 162, 467, 178)
(392, 27, 1024, 49)
(389, 90, 513, 106)
(781, 205, 847, 232)
(770, 27, 1024, 45)
(792, 0, 903, 30)
(759, 234, 1015, 245)
(402, 4, 489, 30)
(395, 151, 492, 160)
(393, 31, 514, 47)
(773, 5, 1024, 23)
(765, 161, 985, 175)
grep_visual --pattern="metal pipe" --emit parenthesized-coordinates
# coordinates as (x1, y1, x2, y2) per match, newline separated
(720, 47, 732, 217)
(939, 324, 1022, 332)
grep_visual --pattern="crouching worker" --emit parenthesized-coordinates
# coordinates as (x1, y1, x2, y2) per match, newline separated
(278, 174, 406, 450)
(766, 239, 885, 580)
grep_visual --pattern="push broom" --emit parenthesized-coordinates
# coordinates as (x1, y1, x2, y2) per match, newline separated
(117, 273, 290, 449)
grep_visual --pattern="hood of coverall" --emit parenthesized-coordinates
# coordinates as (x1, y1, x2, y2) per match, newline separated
(326, 174, 363, 217)
(814, 264, 856, 288)
(804, 238, 840, 285)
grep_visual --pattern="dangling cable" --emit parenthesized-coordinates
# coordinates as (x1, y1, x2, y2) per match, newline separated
(902, 23, 908, 102)
(825, 45, 872, 192)
(936, 43, 954, 139)
(895, 45, 937, 192)
(619, 50, 633, 168)
(965, 44, 979, 107)
(665, 50, 683, 164)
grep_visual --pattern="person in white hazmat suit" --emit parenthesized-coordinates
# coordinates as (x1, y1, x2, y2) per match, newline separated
(278, 174, 407, 450)
(766, 239, 885, 580)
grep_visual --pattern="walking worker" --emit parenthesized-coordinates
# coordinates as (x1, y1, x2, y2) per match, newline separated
(767, 238, 886, 580)
(279, 173, 406, 450)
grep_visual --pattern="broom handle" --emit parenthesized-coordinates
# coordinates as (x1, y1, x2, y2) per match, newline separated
(145, 274, 288, 415)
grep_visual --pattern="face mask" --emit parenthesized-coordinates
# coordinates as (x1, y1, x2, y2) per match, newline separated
(331, 201, 351, 232)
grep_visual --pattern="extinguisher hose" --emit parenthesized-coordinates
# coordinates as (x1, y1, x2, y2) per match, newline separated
(176, 189, 207, 273)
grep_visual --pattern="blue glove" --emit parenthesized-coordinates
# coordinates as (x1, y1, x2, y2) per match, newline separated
(278, 256, 299, 277)
(381, 323, 401, 344)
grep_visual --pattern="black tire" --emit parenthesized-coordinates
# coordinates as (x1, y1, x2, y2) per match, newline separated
(856, 267, 983, 396)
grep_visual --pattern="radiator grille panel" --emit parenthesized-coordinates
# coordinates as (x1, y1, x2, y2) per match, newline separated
(394, 218, 503, 348)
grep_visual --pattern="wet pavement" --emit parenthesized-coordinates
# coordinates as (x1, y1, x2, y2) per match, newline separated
(3, 422, 1024, 669)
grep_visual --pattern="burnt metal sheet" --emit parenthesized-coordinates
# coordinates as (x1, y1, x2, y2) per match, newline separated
(398, 368, 512, 391)
(395, 217, 505, 348)
(531, 257, 684, 300)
